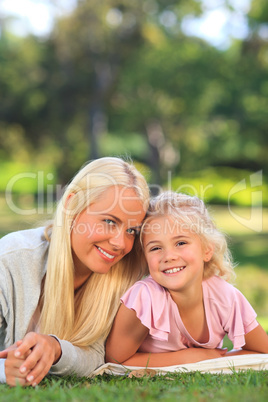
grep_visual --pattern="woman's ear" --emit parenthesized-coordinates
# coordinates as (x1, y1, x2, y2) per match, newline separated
(204, 244, 214, 262)
(65, 192, 76, 208)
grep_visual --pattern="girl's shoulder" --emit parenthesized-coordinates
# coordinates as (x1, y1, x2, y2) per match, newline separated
(203, 275, 242, 304)
(121, 276, 171, 339)
(131, 275, 167, 294)
(121, 276, 168, 306)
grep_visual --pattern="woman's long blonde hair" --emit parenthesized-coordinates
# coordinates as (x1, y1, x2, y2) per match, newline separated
(39, 157, 150, 346)
(141, 191, 236, 283)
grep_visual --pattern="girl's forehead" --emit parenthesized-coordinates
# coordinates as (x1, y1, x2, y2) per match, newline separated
(143, 215, 194, 237)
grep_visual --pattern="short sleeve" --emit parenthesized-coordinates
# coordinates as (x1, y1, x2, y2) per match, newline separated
(121, 278, 171, 341)
(224, 288, 258, 349)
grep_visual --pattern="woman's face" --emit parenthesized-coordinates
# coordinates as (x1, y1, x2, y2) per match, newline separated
(71, 185, 146, 281)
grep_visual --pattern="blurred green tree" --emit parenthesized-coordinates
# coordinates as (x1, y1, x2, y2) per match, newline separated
(0, 0, 268, 185)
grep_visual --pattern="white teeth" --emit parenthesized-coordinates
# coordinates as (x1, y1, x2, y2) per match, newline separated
(97, 247, 114, 259)
(164, 267, 185, 274)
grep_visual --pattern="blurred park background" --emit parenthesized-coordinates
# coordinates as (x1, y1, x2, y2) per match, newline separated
(0, 0, 267, 328)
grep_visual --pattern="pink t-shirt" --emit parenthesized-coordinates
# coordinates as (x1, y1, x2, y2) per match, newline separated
(121, 276, 258, 352)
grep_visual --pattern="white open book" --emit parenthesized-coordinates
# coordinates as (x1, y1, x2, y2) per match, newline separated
(91, 354, 268, 377)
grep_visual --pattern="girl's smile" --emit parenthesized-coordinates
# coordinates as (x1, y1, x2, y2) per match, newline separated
(162, 266, 186, 274)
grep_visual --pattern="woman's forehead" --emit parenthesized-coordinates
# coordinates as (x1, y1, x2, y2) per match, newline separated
(86, 185, 146, 220)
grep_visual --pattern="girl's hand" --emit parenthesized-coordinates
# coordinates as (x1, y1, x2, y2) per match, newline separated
(8, 332, 62, 387)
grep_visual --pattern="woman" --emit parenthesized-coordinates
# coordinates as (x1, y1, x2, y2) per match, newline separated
(0, 157, 150, 386)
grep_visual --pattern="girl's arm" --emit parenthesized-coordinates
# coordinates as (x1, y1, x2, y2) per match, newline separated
(118, 348, 227, 367)
(105, 304, 227, 367)
(105, 304, 149, 363)
(243, 323, 268, 353)
(226, 324, 268, 356)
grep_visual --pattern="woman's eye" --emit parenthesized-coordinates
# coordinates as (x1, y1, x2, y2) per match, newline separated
(126, 228, 138, 236)
(104, 219, 116, 226)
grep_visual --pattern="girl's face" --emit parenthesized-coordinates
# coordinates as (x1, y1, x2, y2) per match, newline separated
(142, 215, 213, 296)
(71, 185, 145, 281)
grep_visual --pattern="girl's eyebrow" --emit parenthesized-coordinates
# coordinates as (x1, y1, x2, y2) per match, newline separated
(144, 240, 161, 248)
(173, 235, 191, 240)
(144, 235, 191, 248)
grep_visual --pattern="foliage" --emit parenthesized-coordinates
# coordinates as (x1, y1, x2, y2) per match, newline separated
(0, 0, 268, 185)
(168, 167, 268, 206)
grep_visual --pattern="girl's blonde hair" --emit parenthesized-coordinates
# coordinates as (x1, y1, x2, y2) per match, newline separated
(39, 157, 150, 346)
(141, 191, 236, 282)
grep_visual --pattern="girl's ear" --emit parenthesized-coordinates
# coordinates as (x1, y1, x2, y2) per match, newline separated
(204, 244, 214, 262)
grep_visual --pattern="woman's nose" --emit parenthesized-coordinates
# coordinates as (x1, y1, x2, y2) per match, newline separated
(109, 229, 126, 250)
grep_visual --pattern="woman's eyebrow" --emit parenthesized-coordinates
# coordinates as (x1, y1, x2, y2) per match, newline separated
(100, 214, 122, 223)
(100, 214, 142, 229)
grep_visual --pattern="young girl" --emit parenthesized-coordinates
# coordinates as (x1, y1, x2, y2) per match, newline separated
(106, 192, 268, 367)
(0, 157, 150, 386)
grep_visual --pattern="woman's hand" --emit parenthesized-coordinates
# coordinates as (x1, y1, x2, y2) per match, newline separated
(2, 332, 62, 387)
(4, 348, 31, 387)
(0, 339, 23, 358)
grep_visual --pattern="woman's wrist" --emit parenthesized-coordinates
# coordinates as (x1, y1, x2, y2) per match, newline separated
(49, 335, 62, 364)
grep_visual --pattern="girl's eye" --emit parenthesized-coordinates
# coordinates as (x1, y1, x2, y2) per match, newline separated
(176, 241, 186, 246)
(149, 246, 161, 252)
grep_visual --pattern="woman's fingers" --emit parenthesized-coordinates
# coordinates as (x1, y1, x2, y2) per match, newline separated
(5, 350, 31, 387)
(14, 332, 38, 358)
(0, 340, 23, 358)
(19, 334, 61, 386)
(4, 333, 62, 386)
(26, 356, 53, 386)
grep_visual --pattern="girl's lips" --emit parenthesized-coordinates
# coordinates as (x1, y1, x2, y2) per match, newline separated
(163, 266, 186, 274)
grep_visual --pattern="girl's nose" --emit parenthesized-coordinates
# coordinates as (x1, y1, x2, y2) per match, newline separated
(163, 248, 178, 263)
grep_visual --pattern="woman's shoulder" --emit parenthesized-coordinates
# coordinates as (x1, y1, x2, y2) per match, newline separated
(0, 227, 47, 255)
(0, 227, 49, 278)
(0, 227, 49, 297)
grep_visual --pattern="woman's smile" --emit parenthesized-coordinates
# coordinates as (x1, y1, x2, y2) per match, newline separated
(95, 245, 117, 261)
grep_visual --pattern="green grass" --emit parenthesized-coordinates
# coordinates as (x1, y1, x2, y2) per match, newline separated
(0, 371, 268, 401)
